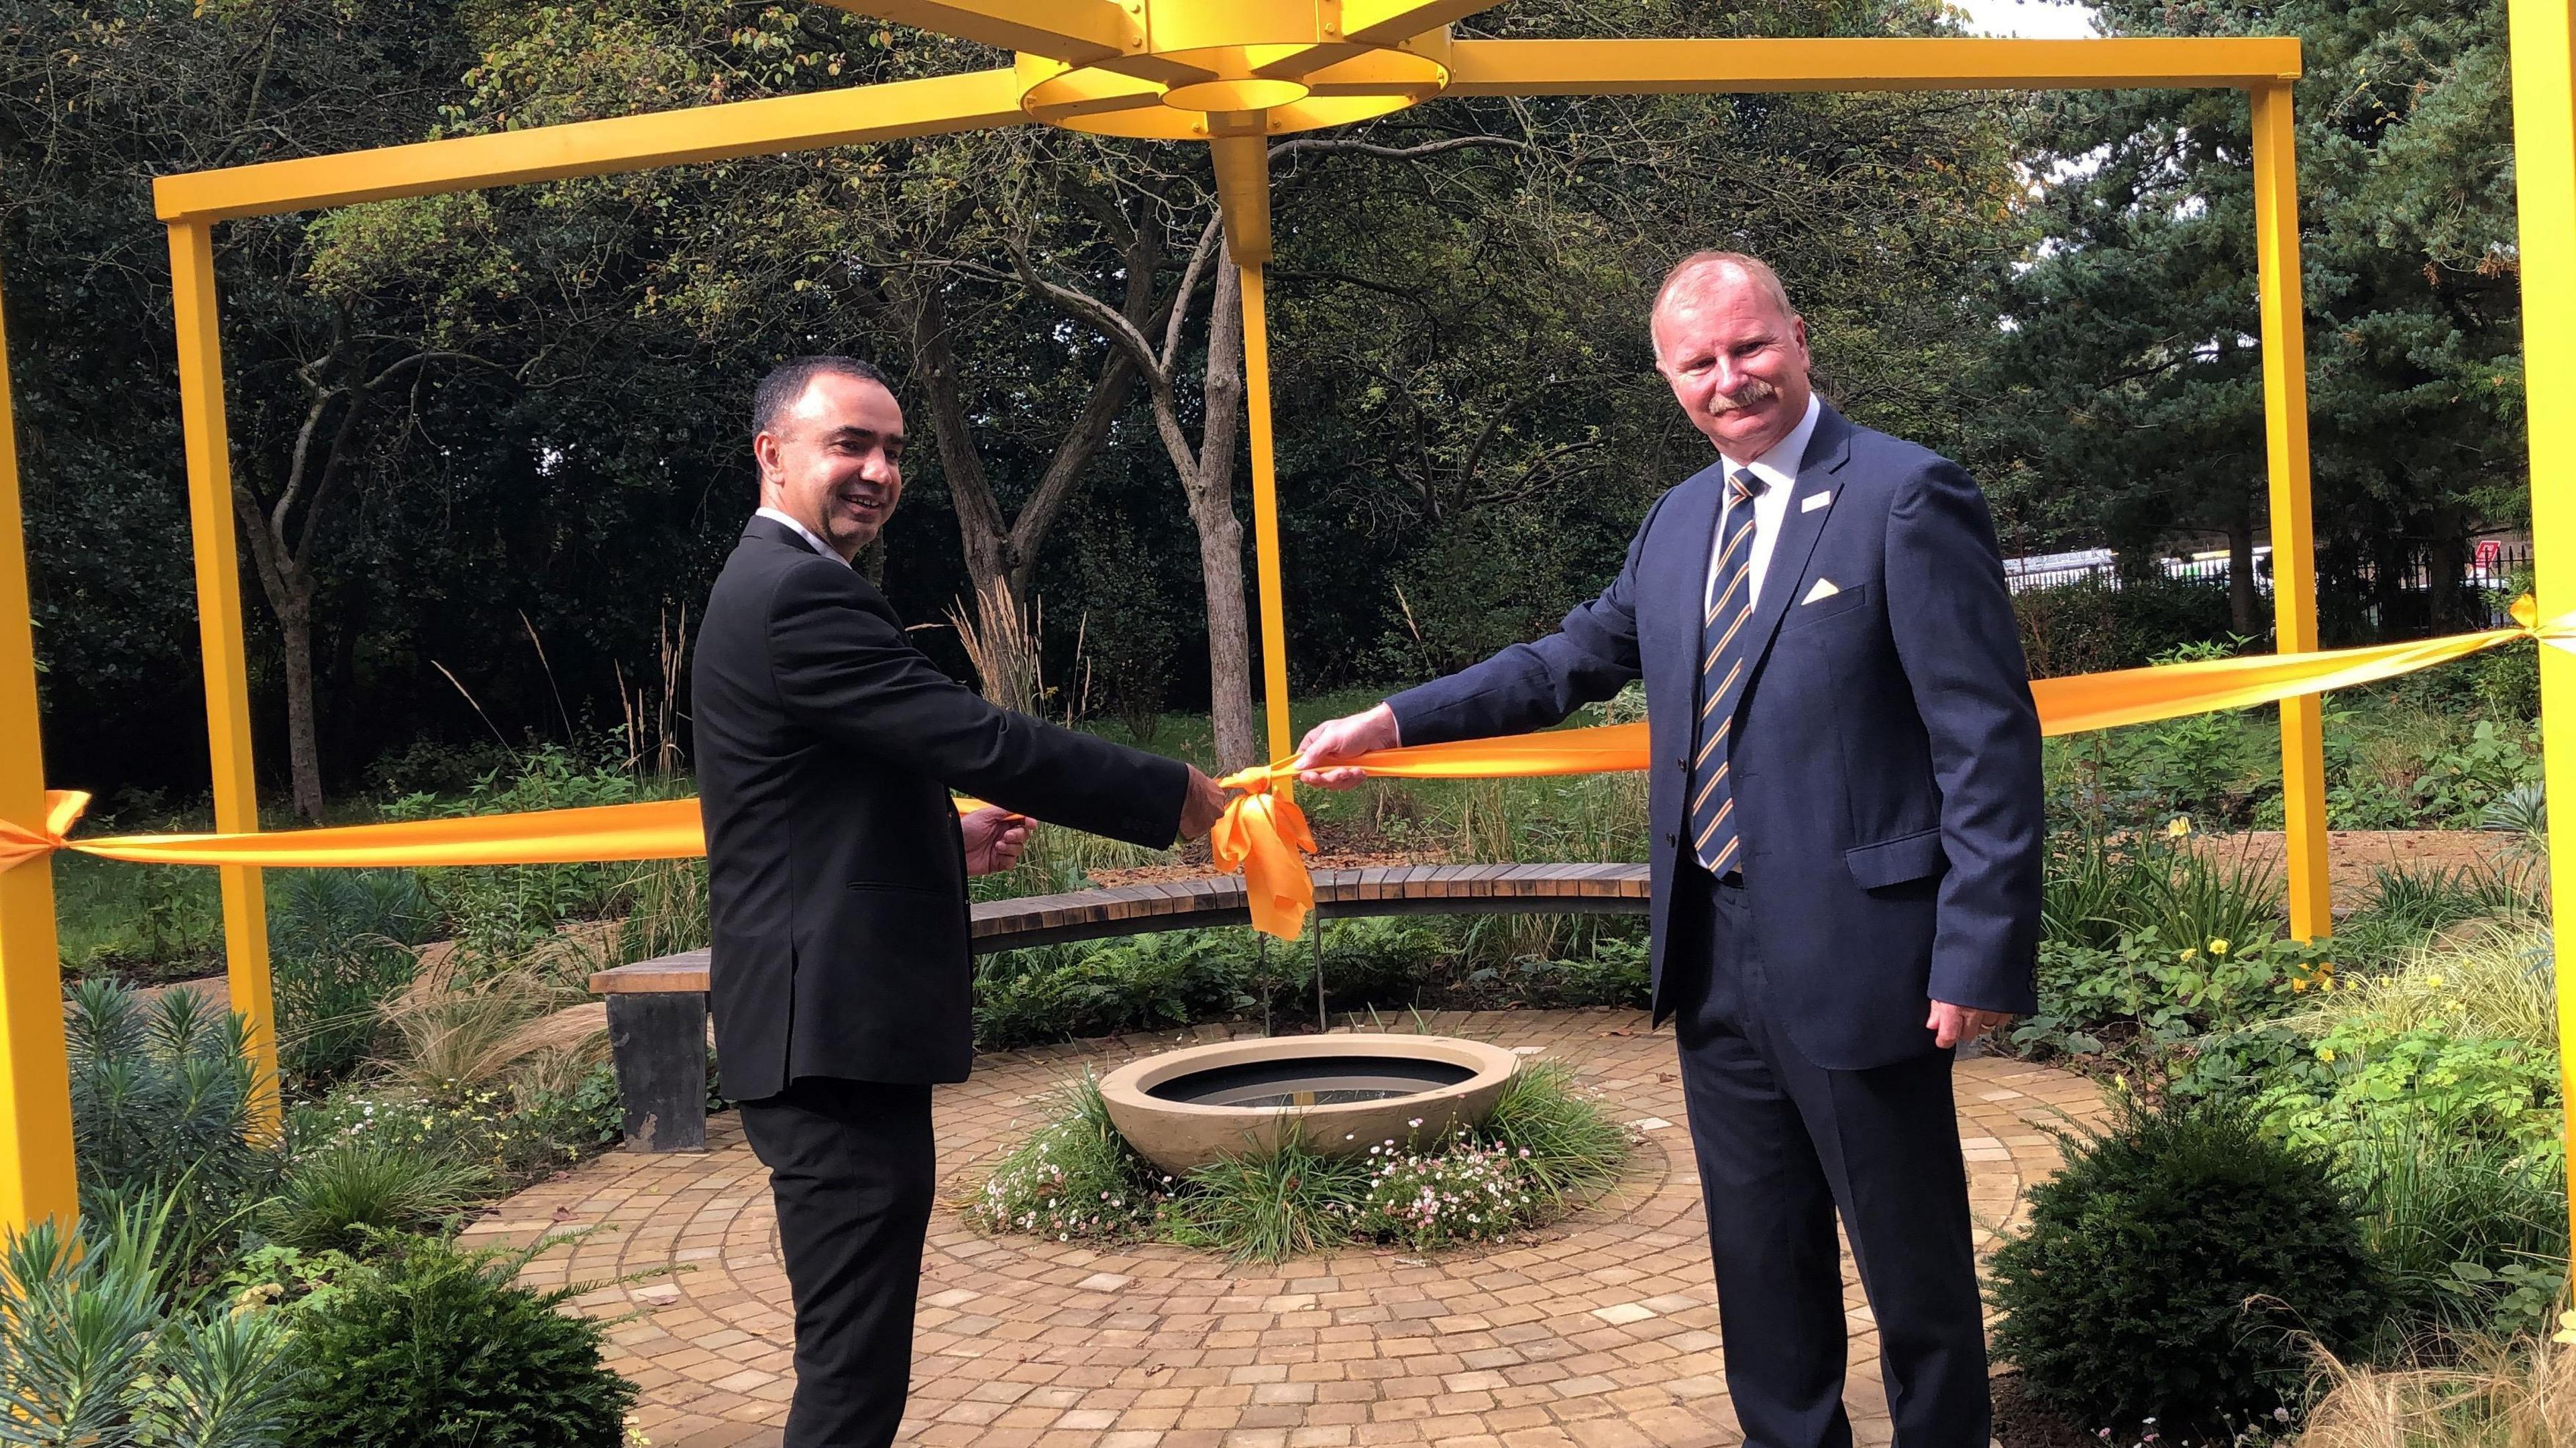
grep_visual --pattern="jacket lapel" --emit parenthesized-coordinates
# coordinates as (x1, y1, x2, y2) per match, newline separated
(1737, 403, 1856, 682)
(1653, 463, 1729, 700)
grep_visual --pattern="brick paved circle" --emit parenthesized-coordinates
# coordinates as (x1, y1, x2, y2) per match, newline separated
(466, 1009, 2110, 1448)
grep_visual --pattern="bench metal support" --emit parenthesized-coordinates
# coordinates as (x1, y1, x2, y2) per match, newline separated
(606, 991, 708, 1153)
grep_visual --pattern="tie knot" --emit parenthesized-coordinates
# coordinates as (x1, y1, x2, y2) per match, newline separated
(1728, 468, 1766, 502)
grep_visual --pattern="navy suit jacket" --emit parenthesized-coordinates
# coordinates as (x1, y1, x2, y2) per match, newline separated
(1387, 404, 2043, 1070)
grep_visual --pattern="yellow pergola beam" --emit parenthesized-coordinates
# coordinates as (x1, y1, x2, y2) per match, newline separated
(2251, 85, 2330, 940)
(0, 243, 79, 1231)
(1443, 36, 2302, 93)
(821, 1, 1139, 64)
(154, 68, 1026, 223)
(1338, 0, 1489, 46)
(2504, 0, 2576, 1262)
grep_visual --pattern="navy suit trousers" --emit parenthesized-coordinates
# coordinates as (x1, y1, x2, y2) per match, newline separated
(1668, 862, 1989, 1448)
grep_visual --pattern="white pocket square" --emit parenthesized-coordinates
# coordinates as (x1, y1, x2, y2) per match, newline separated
(1800, 490, 1833, 513)
(1801, 577, 1841, 604)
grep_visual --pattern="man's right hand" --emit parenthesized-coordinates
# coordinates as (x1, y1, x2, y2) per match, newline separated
(1177, 765, 1230, 842)
(1295, 703, 1399, 789)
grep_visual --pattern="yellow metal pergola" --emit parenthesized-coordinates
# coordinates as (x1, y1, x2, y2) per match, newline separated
(0, 0, 2565, 1236)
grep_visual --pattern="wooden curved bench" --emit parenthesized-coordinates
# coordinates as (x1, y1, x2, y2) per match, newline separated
(590, 863, 1650, 1152)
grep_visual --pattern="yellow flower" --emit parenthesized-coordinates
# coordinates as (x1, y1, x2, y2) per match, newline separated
(2167, 816, 2193, 838)
(2178, 947, 2198, 963)
(2424, 974, 2445, 990)
(2318, 1048, 2337, 1063)
(2208, 938, 2231, 956)
(2555, 1310, 2576, 1346)
(2290, 978, 2310, 993)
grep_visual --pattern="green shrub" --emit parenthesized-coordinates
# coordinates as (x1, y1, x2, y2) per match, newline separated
(386, 745, 656, 965)
(294, 1074, 616, 1189)
(2336, 1109, 2569, 1341)
(2012, 575, 2243, 679)
(2258, 1024, 2561, 1154)
(0, 1205, 303, 1448)
(1482, 1058, 1629, 1203)
(969, 1074, 1170, 1241)
(67, 979, 281, 1275)
(2015, 930, 2327, 1061)
(269, 869, 433, 1083)
(2041, 826, 2283, 955)
(1988, 1093, 2388, 1439)
(973, 932, 1260, 1050)
(282, 1233, 638, 1448)
(1163, 1136, 1366, 1262)
(264, 1139, 488, 1253)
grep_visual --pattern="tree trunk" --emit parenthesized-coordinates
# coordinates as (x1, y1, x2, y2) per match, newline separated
(276, 586, 326, 822)
(2426, 508, 2468, 632)
(2224, 506, 2259, 638)
(1187, 262, 1258, 771)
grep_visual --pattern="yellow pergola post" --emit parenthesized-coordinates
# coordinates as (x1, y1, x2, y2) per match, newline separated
(2505, 0, 2576, 1260)
(0, 245, 80, 1230)
(2250, 83, 2330, 940)
(167, 221, 281, 1134)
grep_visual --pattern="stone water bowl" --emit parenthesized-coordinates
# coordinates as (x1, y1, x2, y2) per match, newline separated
(1097, 1034, 1520, 1176)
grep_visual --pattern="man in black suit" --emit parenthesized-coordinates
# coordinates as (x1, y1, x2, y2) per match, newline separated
(693, 355, 1230, 1448)
(1296, 254, 2043, 1447)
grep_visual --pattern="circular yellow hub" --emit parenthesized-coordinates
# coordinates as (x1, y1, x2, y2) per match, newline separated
(1161, 77, 1312, 113)
(1016, 32, 1452, 141)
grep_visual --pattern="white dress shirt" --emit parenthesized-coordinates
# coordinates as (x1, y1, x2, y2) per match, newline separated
(755, 505, 841, 562)
(1701, 392, 1823, 618)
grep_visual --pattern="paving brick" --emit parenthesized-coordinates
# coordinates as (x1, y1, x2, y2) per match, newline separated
(484, 1010, 2104, 1448)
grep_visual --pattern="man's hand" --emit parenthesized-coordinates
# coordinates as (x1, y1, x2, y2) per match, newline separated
(1177, 766, 1230, 842)
(961, 805, 1032, 877)
(1927, 1001, 2014, 1051)
(1295, 702, 1400, 789)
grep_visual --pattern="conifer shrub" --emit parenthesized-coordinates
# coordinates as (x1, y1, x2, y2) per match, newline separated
(1988, 1093, 2389, 1440)
(283, 1233, 636, 1448)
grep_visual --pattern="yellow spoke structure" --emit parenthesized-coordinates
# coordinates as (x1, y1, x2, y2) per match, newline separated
(0, 0, 2561, 1253)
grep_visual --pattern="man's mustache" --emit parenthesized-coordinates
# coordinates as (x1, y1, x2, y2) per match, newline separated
(1709, 379, 1780, 414)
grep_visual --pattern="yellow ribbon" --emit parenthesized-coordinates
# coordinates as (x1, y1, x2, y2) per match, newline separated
(0, 795, 991, 875)
(4, 601, 2567, 944)
(1203, 598, 2575, 938)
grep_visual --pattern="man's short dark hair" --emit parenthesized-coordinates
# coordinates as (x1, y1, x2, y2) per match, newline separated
(752, 355, 896, 438)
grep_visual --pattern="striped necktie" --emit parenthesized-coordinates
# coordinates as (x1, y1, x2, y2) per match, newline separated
(1689, 468, 1766, 875)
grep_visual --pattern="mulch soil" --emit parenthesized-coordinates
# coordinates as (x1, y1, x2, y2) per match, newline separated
(1990, 1371, 2102, 1448)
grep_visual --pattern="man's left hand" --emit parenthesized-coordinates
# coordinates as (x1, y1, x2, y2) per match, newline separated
(962, 806, 1032, 876)
(1927, 1001, 2014, 1050)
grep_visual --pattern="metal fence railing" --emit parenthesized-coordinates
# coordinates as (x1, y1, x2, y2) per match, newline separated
(2004, 541, 2534, 629)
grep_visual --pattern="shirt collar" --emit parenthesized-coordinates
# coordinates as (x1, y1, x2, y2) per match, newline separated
(755, 506, 841, 562)
(1717, 392, 1824, 496)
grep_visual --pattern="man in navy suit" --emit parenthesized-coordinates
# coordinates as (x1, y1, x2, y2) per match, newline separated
(1297, 253, 2043, 1448)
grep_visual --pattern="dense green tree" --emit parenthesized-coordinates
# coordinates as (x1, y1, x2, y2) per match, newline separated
(1984, 0, 2521, 638)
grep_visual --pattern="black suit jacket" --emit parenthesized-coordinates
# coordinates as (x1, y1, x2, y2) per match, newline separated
(693, 516, 1189, 1097)
(1387, 405, 2043, 1069)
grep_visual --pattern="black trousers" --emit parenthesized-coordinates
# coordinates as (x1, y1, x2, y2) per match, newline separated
(1668, 863, 1988, 1448)
(738, 1077, 936, 1448)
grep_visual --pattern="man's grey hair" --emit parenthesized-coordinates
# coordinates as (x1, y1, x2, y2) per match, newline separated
(752, 355, 897, 438)
(1649, 252, 1799, 361)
